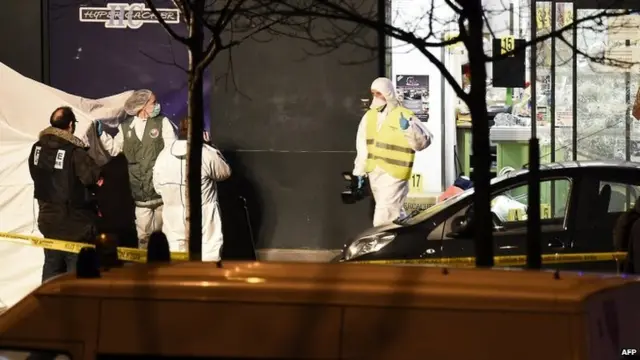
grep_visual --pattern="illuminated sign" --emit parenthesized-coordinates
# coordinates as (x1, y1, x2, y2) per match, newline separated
(78, 3, 180, 29)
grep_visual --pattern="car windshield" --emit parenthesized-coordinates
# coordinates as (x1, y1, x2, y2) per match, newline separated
(398, 172, 524, 226)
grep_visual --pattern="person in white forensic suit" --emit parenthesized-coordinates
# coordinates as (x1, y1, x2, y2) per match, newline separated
(152, 119, 231, 261)
(95, 89, 176, 248)
(353, 77, 433, 226)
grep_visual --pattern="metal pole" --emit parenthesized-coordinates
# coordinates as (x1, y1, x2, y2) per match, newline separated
(506, 4, 515, 107)
(377, 0, 386, 77)
(625, 39, 632, 208)
(527, 139, 542, 269)
(530, 1, 537, 139)
(526, 0, 542, 269)
(550, 1, 556, 217)
(550, 2, 556, 162)
(571, 5, 578, 160)
(625, 39, 631, 162)
(441, 44, 447, 190)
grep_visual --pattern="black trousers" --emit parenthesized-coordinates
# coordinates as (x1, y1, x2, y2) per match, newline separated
(42, 249, 78, 282)
(38, 203, 98, 282)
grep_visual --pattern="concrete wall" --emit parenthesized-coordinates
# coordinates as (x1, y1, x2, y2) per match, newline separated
(212, 21, 379, 250)
(0, 0, 43, 82)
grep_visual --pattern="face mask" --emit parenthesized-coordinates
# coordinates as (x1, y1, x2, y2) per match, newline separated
(149, 103, 161, 118)
(370, 96, 386, 109)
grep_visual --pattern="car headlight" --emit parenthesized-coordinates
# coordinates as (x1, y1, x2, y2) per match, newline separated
(344, 232, 397, 261)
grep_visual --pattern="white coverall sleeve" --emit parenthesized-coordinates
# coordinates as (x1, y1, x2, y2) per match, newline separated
(403, 116, 433, 152)
(152, 152, 164, 196)
(352, 114, 369, 177)
(161, 117, 177, 147)
(204, 145, 232, 182)
(99, 124, 124, 156)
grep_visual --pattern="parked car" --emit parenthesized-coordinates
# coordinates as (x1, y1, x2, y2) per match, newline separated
(338, 161, 639, 272)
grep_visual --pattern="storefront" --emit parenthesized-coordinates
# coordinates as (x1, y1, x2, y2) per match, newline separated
(395, 0, 639, 187)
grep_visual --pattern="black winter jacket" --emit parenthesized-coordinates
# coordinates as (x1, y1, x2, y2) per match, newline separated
(28, 126, 101, 242)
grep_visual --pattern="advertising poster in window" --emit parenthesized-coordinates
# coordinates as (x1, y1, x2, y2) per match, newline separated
(48, 0, 212, 131)
(395, 75, 430, 122)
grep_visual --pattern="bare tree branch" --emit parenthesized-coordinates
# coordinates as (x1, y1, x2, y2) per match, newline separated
(138, 48, 188, 72)
(172, 0, 191, 23)
(143, 0, 189, 45)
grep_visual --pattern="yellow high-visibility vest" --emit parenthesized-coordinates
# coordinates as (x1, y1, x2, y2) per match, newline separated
(364, 106, 416, 180)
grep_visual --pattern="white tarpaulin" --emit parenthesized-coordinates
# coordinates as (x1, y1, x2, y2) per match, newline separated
(0, 62, 133, 308)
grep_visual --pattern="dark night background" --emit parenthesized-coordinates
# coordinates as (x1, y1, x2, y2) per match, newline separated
(0, 0, 379, 251)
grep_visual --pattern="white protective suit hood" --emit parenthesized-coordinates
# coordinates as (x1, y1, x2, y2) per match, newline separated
(169, 139, 188, 158)
(370, 77, 400, 110)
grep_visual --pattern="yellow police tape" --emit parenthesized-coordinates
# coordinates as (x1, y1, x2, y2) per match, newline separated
(0, 232, 189, 263)
(354, 251, 628, 267)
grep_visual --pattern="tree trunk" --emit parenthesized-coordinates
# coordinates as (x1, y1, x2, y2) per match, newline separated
(466, 0, 494, 267)
(186, 2, 205, 261)
(186, 73, 204, 261)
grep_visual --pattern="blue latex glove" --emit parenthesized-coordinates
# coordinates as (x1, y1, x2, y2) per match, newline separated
(95, 121, 103, 137)
(356, 176, 365, 189)
(399, 113, 410, 130)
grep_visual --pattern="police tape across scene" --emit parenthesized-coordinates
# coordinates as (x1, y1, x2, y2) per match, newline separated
(354, 251, 628, 266)
(0, 231, 628, 267)
(0, 231, 189, 263)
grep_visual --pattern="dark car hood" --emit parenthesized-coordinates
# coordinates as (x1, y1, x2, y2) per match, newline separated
(350, 223, 403, 242)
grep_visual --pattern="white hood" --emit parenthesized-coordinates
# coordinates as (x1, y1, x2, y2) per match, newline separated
(169, 139, 188, 158)
(370, 77, 400, 109)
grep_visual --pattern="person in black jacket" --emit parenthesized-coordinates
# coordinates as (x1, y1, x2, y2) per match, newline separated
(612, 198, 640, 274)
(28, 106, 103, 281)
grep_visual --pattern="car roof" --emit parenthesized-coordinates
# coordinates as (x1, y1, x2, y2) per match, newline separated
(27, 261, 639, 313)
(497, 160, 640, 181)
(525, 160, 639, 172)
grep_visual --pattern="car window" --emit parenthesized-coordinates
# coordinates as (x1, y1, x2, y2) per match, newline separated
(441, 178, 572, 238)
(490, 178, 571, 226)
(398, 173, 520, 226)
(600, 181, 640, 213)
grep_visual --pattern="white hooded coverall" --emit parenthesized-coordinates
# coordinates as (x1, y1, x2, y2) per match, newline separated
(152, 140, 231, 261)
(353, 77, 433, 226)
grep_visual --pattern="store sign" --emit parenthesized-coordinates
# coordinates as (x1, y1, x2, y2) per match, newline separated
(536, 7, 551, 32)
(500, 35, 515, 56)
(78, 3, 180, 29)
(396, 75, 430, 122)
(492, 38, 526, 88)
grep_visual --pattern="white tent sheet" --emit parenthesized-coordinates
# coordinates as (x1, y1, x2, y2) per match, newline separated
(0, 62, 132, 308)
